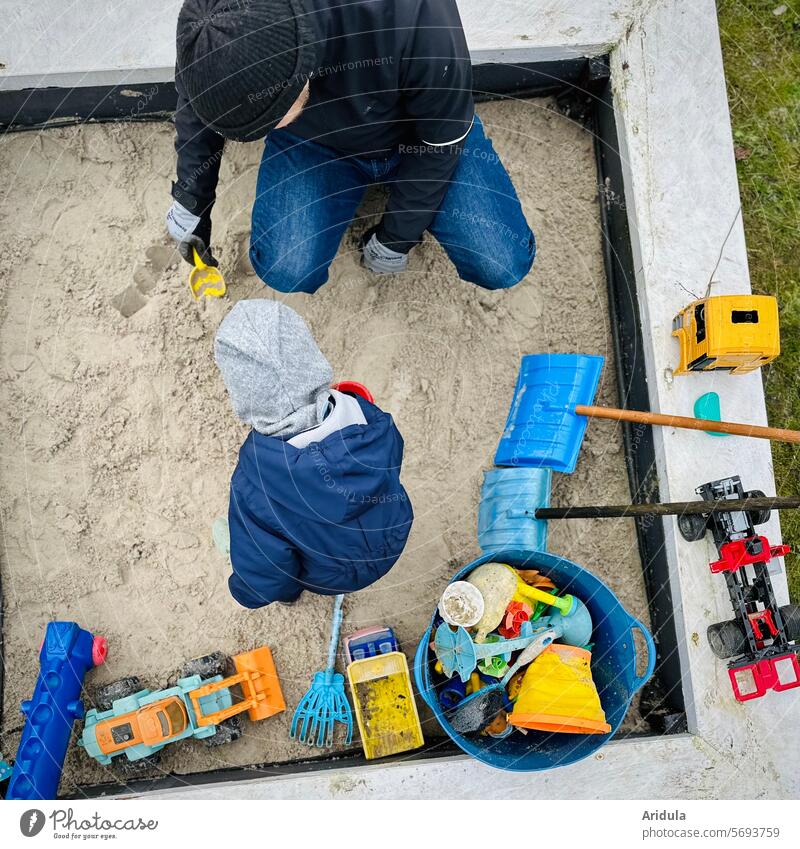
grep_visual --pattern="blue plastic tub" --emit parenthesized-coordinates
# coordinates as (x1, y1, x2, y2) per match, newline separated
(477, 467, 551, 553)
(494, 353, 605, 474)
(413, 548, 655, 771)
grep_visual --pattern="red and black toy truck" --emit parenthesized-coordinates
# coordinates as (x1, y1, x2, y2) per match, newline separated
(678, 475, 800, 701)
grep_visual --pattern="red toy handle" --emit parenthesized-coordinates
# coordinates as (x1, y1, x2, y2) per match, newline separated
(710, 536, 790, 574)
(92, 636, 108, 666)
(332, 381, 375, 404)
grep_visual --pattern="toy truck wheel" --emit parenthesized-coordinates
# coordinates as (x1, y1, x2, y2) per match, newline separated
(204, 716, 242, 747)
(745, 489, 771, 527)
(678, 513, 708, 542)
(708, 605, 800, 660)
(94, 677, 143, 712)
(780, 604, 800, 642)
(707, 620, 747, 659)
(180, 651, 230, 679)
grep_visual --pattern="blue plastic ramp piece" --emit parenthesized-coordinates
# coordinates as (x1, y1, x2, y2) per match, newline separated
(494, 354, 605, 474)
(478, 467, 551, 553)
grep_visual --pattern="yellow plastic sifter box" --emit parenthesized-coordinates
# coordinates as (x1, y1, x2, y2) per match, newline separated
(347, 652, 424, 760)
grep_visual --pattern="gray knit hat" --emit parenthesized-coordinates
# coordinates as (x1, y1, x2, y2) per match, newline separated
(176, 0, 317, 141)
(215, 300, 333, 438)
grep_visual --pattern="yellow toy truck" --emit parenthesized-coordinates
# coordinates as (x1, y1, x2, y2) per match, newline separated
(671, 294, 780, 375)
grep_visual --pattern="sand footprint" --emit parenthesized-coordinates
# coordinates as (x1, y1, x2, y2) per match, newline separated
(230, 229, 255, 278)
(112, 243, 179, 318)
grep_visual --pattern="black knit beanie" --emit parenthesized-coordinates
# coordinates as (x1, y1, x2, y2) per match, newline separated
(176, 0, 317, 141)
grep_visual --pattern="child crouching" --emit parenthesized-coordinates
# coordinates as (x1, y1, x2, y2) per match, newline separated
(215, 299, 413, 608)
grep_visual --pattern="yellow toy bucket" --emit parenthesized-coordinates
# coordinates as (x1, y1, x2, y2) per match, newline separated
(510, 644, 611, 734)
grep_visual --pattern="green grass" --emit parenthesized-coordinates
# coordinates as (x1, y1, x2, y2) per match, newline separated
(717, 1, 800, 599)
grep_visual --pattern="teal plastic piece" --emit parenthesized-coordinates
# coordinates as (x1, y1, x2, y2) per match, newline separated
(79, 675, 233, 765)
(0, 757, 11, 782)
(212, 516, 231, 557)
(476, 635, 511, 678)
(545, 601, 593, 647)
(694, 392, 727, 437)
(434, 624, 545, 683)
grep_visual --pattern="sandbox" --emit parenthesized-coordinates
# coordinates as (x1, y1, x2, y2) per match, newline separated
(0, 96, 651, 793)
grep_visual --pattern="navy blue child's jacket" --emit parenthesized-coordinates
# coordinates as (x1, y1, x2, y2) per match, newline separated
(228, 394, 413, 607)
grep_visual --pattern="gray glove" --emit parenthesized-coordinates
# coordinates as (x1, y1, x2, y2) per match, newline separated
(166, 200, 217, 267)
(361, 231, 409, 275)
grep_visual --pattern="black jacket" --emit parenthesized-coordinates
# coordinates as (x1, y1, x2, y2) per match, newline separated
(173, 0, 474, 252)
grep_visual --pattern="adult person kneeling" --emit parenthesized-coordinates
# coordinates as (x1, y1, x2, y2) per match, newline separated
(167, 0, 535, 293)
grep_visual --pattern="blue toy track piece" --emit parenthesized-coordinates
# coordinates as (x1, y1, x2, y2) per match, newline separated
(7, 622, 105, 800)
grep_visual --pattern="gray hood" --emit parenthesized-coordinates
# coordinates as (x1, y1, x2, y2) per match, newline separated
(214, 300, 333, 438)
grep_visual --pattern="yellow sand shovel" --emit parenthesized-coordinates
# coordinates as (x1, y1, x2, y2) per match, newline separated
(189, 247, 226, 299)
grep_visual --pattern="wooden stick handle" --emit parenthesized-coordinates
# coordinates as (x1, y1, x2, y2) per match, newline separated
(535, 497, 800, 520)
(574, 405, 800, 444)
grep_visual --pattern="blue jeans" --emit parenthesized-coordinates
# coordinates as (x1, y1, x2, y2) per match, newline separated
(249, 115, 535, 294)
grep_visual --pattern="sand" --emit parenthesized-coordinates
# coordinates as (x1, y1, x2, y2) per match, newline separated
(0, 98, 650, 793)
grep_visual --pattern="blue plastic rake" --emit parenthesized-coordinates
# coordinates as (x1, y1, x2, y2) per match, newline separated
(290, 594, 353, 748)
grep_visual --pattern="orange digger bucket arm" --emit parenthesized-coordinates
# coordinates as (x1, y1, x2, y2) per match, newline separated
(190, 673, 251, 727)
(190, 646, 285, 728)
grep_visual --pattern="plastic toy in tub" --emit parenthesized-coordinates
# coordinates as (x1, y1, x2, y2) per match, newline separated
(510, 644, 611, 735)
(476, 634, 511, 678)
(438, 581, 485, 628)
(498, 601, 533, 638)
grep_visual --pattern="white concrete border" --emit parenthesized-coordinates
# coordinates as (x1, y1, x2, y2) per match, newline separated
(3, 0, 797, 799)
(131, 735, 732, 800)
(0, 0, 636, 90)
